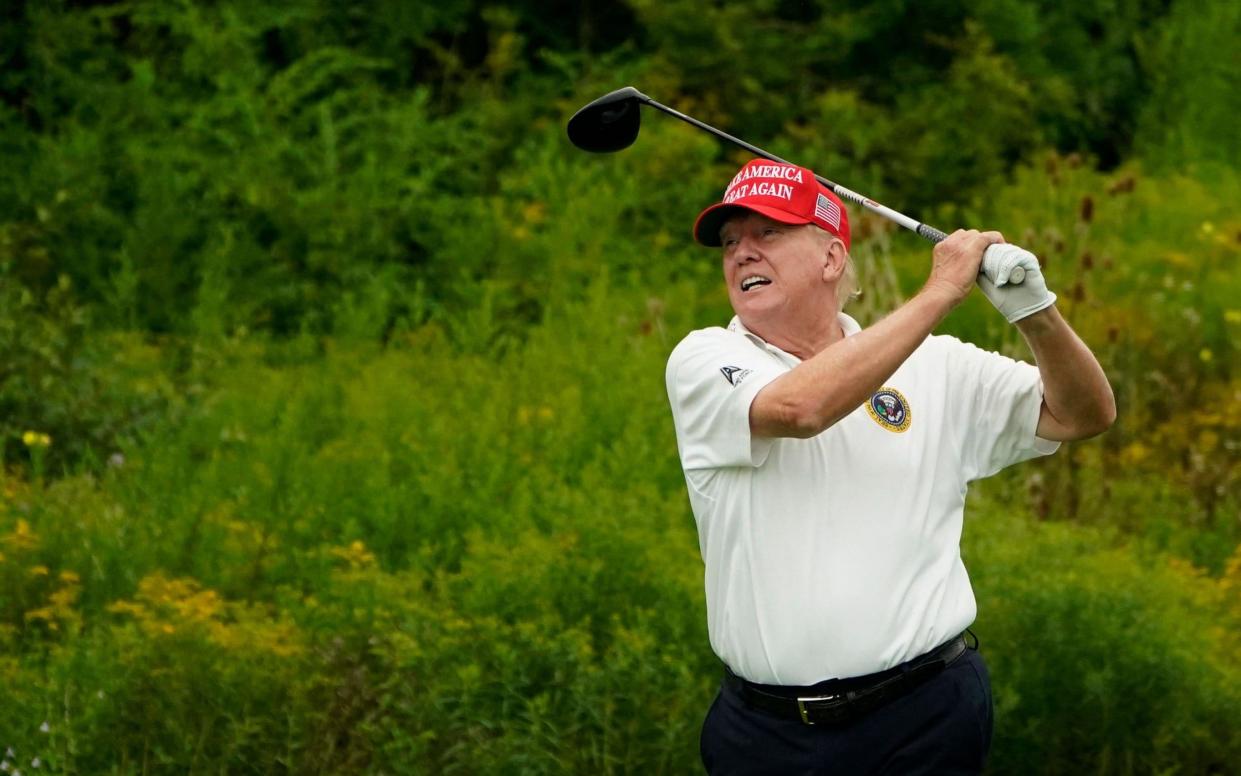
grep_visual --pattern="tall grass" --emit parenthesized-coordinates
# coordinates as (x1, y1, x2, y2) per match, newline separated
(2, 2, 1238, 771)
(4, 171, 1240, 768)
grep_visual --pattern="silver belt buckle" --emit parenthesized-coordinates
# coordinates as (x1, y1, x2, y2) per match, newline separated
(796, 693, 842, 725)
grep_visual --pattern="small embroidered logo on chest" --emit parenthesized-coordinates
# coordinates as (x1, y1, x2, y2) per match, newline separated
(720, 365, 753, 387)
(866, 387, 912, 433)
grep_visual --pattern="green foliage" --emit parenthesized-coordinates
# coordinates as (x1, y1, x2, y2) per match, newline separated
(3, 0, 541, 336)
(0, 0, 1214, 336)
(624, 0, 1173, 208)
(0, 284, 716, 771)
(2, 281, 1238, 770)
(0, 268, 180, 475)
(969, 504, 1241, 773)
(1136, 0, 1241, 170)
(1, 0, 1238, 772)
(955, 156, 1239, 569)
(967, 0, 1172, 163)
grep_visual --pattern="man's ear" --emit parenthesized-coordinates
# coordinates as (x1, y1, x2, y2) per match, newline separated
(821, 237, 847, 283)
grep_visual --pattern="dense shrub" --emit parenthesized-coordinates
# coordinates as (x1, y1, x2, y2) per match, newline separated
(3, 263, 1239, 771)
(1, 0, 1236, 772)
(0, 270, 182, 475)
(968, 501, 1241, 773)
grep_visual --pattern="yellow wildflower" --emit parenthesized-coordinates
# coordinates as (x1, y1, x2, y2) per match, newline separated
(331, 540, 376, 568)
(2, 519, 39, 551)
(25, 606, 55, 623)
(522, 201, 546, 224)
(1196, 430, 1220, 453)
(21, 431, 52, 448)
(107, 600, 147, 618)
(1119, 442, 1150, 466)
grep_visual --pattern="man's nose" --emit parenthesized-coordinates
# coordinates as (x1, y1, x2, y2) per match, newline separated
(732, 235, 761, 263)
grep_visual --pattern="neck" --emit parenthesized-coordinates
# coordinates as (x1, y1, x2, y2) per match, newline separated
(742, 310, 845, 360)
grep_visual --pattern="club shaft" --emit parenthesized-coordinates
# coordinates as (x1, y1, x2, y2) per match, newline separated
(644, 96, 949, 244)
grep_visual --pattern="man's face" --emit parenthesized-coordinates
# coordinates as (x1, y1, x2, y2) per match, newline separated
(720, 212, 834, 326)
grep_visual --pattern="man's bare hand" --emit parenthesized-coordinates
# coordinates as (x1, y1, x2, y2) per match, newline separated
(923, 229, 1005, 306)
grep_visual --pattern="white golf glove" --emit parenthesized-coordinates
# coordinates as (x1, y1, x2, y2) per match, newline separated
(977, 243, 1056, 323)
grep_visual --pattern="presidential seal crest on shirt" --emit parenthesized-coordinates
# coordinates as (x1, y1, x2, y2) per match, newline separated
(866, 387, 911, 432)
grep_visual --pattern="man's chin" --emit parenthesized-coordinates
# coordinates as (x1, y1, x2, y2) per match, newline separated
(733, 285, 776, 305)
(733, 294, 782, 321)
(732, 305, 782, 334)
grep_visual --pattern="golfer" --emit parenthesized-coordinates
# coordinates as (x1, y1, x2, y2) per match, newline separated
(665, 159, 1115, 774)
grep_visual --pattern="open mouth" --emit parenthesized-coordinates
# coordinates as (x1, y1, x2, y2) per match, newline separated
(741, 276, 772, 292)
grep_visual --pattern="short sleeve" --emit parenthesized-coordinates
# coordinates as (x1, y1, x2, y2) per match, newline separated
(666, 328, 788, 470)
(945, 338, 1060, 481)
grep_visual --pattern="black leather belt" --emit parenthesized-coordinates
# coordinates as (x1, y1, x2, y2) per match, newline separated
(724, 635, 969, 726)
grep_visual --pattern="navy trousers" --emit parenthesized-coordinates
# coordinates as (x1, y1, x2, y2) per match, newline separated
(700, 647, 993, 775)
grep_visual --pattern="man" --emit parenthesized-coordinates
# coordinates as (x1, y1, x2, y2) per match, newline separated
(665, 159, 1115, 774)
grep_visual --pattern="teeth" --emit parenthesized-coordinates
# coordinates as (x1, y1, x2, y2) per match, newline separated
(741, 276, 771, 291)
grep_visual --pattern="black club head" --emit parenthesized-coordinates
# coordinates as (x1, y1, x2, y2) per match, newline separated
(567, 87, 647, 153)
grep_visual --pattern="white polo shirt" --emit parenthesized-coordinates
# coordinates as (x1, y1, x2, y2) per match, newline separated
(665, 313, 1058, 686)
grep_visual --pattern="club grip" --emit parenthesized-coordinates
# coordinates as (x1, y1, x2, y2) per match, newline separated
(980, 244, 1032, 286)
(918, 224, 949, 243)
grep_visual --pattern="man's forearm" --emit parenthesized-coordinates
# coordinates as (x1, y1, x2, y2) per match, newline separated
(751, 286, 957, 438)
(1017, 306, 1116, 441)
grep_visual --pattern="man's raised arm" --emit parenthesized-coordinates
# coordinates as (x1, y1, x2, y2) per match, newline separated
(1018, 307, 1116, 441)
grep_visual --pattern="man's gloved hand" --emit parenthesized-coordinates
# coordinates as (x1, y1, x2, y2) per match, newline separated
(977, 243, 1057, 323)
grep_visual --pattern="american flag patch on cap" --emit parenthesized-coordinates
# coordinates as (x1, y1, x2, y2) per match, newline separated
(814, 193, 841, 229)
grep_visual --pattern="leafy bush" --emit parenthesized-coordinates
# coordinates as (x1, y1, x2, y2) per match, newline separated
(2, 0, 1238, 772)
(0, 269, 180, 476)
(1136, 0, 1241, 169)
(2, 270, 1238, 772)
(968, 502, 1241, 773)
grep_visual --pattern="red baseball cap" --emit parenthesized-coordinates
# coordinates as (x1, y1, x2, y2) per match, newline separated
(693, 159, 850, 250)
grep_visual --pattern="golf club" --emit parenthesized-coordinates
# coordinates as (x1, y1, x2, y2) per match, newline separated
(567, 86, 1026, 285)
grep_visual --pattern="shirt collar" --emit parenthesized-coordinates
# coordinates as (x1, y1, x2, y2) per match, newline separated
(727, 313, 862, 358)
